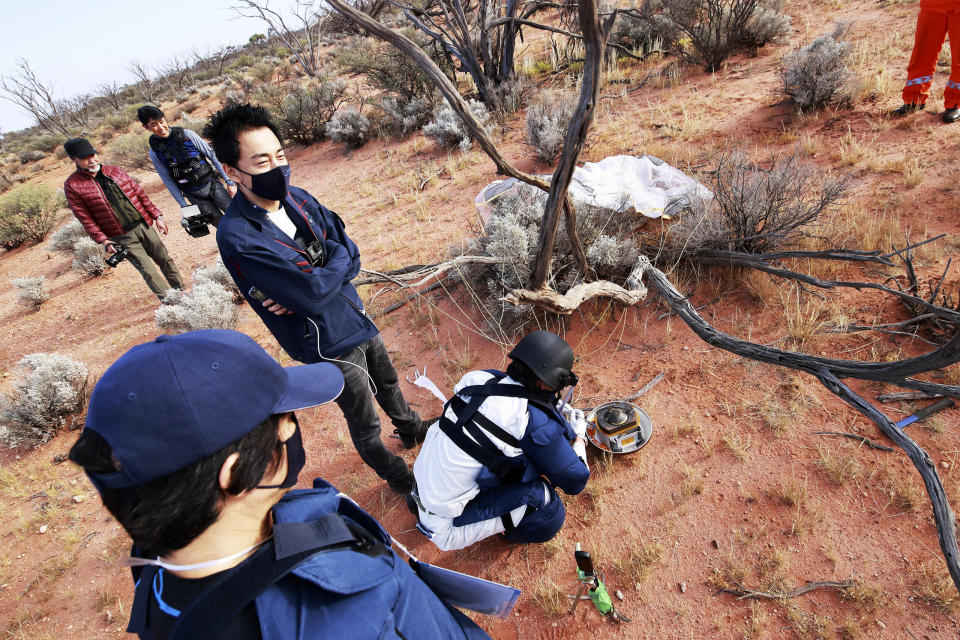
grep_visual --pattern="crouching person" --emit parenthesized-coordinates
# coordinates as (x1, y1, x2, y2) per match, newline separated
(69, 329, 488, 640)
(411, 331, 590, 552)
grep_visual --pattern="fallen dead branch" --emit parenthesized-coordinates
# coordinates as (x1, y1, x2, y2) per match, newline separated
(812, 431, 895, 452)
(717, 580, 854, 601)
(639, 260, 960, 598)
(355, 256, 508, 287)
(502, 256, 649, 313)
(877, 391, 943, 403)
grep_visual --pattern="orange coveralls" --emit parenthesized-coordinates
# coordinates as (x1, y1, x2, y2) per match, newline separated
(902, 0, 960, 108)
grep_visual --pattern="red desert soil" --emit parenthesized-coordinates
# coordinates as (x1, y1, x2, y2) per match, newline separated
(2, 1, 960, 638)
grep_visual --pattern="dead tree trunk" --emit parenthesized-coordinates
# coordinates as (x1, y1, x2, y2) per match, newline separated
(530, 0, 613, 288)
(325, 0, 593, 280)
(640, 261, 960, 596)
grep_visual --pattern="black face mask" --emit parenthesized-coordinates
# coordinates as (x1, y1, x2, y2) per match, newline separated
(238, 164, 291, 202)
(258, 416, 306, 489)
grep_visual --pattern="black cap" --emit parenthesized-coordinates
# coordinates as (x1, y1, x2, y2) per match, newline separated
(64, 138, 96, 159)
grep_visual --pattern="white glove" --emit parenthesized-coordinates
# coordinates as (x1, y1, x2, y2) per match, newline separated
(568, 408, 587, 440)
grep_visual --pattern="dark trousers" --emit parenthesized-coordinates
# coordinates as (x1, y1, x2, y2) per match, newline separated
(109, 224, 184, 298)
(184, 180, 231, 227)
(332, 334, 422, 490)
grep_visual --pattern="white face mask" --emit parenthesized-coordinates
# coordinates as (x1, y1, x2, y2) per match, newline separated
(122, 536, 271, 572)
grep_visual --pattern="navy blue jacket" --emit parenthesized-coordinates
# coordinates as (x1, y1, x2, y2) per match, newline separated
(128, 481, 489, 639)
(217, 187, 378, 361)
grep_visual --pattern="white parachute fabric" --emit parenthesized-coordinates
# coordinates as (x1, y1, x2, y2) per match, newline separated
(473, 154, 712, 222)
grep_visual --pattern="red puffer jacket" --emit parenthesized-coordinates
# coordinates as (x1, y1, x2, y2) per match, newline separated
(64, 165, 162, 245)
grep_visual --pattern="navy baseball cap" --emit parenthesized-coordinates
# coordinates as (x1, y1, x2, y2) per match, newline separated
(84, 329, 343, 489)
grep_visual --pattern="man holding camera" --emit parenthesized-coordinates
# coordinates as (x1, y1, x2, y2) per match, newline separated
(138, 105, 237, 236)
(206, 104, 427, 495)
(69, 329, 488, 639)
(63, 137, 184, 299)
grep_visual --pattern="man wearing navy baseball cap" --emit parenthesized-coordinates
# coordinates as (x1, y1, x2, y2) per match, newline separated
(69, 329, 487, 640)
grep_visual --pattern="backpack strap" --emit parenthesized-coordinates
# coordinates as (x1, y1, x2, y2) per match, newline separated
(436, 378, 531, 484)
(169, 513, 380, 640)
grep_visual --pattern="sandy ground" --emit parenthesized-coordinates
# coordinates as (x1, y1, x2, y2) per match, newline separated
(2, 1, 960, 638)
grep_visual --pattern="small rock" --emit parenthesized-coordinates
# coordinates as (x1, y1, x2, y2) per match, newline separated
(615, 590, 624, 601)
(942, 461, 950, 470)
(680, 582, 687, 593)
(908, 596, 915, 602)
(38, 525, 47, 534)
(634, 582, 641, 591)
(72, 495, 85, 504)
(876, 620, 886, 629)
(70, 479, 78, 485)
(711, 540, 719, 549)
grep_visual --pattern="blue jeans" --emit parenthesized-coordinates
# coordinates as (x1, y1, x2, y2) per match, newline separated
(332, 334, 421, 490)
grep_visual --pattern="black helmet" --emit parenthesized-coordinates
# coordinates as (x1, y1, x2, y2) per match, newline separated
(508, 331, 577, 390)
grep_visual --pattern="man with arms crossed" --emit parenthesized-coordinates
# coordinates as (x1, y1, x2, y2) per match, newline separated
(205, 103, 426, 494)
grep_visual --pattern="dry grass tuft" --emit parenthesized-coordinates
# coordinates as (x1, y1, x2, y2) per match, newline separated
(815, 444, 862, 485)
(529, 577, 568, 616)
(916, 561, 959, 609)
(614, 540, 664, 585)
(722, 432, 751, 461)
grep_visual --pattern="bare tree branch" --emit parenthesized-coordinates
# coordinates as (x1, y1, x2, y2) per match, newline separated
(0, 59, 72, 135)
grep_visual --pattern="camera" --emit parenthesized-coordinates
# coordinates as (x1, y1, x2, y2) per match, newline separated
(105, 244, 129, 268)
(304, 240, 325, 267)
(180, 204, 217, 238)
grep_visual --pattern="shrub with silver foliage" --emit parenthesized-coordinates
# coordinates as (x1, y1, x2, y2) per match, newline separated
(0, 352, 88, 447)
(467, 183, 645, 333)
(193, 258, 239, 294)
(47, 219, 87, 253)
(525, 93, 577, 163)
(325, 107, 371, 148)
(377, 96, 432, 138)
(422, 99, 492, 152)
(155, 280, 240, 334)
(781, 23, 853, 111)
(12, 276, 50, 309)
(71, 237, 108, 277)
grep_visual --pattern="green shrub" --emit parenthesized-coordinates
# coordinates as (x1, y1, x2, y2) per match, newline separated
(336, 33, 437, 104)
(0, 183, 67, 247)
(257, 77, 346, 144)
(108, 132, 152, 170)
(33, 134, 67, 153)
(100, 111, 130, 133)
(629, 0, 790, 71)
